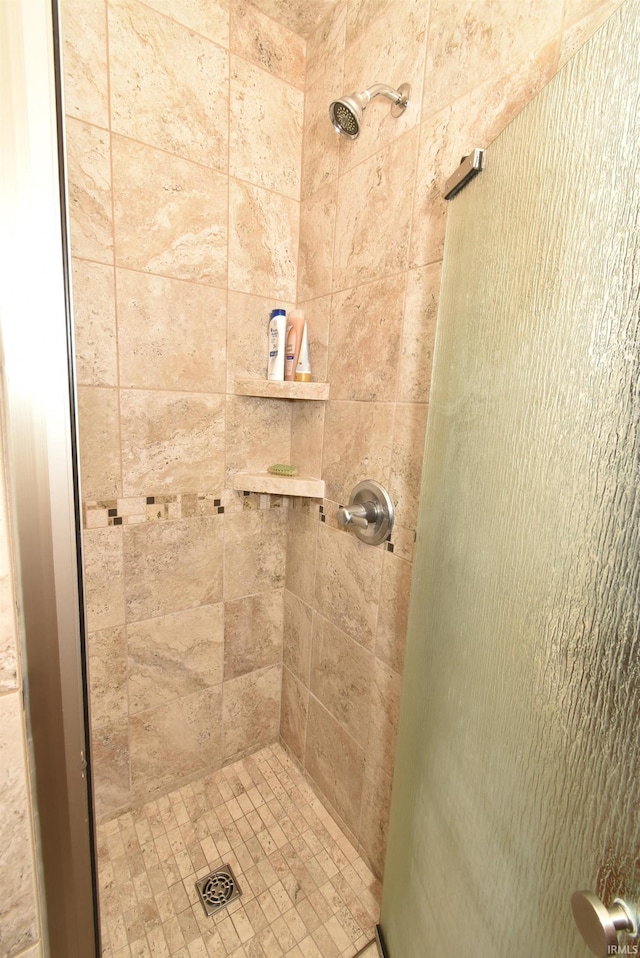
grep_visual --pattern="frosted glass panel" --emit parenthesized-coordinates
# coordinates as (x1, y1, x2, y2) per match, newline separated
(381, 3, 640, 956)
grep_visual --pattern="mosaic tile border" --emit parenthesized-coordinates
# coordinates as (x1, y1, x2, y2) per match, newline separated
(83, 491, 288, 530)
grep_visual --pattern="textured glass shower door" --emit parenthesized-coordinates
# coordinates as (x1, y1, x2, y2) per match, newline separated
(381, 2, 640, 956)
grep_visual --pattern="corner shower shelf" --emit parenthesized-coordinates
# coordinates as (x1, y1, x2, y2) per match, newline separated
(232, 471, 325, 498)
(234, 379, 329, 401)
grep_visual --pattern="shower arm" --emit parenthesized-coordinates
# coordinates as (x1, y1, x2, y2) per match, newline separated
(364, 83, 408, 106)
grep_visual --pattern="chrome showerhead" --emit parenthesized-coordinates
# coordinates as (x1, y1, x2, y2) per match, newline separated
(328, 82, 410, 140)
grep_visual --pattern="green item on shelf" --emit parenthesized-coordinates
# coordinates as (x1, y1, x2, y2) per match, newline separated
(267, 463, 298, 477)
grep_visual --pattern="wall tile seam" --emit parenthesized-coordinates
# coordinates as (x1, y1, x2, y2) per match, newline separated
(92, 664, 279, 725)
(229, 48, 307, 96)
(73, 113, 288, 205)
(81, 384, 232, 397)
(68, 101, 305, 201)
(278, 731, 359, 845)
(130, 0, 233, 55)
(129, 0, 308, 77)
(294, 258, 443, 303)
(306, 688, 368, 759)
(420, 33, 565, 139)
(306, 644, 404, 712)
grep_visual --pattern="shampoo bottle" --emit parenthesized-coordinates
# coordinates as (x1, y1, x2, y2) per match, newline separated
(284, 309, 305, 381)
(267, 309, 286, 381)
(294, 322, 311, 382)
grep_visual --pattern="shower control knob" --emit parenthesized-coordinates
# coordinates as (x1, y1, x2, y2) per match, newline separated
(337, 480, 394, 547)
(571, 891, 638, 957)
(337, 504, 372, 531)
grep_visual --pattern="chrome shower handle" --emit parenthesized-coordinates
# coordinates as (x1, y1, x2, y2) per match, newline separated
(337, 502, 377, 530)
(337, 481, 394, 546)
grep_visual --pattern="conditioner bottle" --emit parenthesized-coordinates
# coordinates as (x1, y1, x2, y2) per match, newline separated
(284, 309, 305, 381)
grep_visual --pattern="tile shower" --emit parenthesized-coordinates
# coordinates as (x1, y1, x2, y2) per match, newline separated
(53, 0, 622, 956)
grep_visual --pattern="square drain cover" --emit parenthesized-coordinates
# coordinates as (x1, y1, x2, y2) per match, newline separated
(195, 864, 242, 917)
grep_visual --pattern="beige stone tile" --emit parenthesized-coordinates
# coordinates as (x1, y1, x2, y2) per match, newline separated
(248, 0, 337, 40)
(321, 400, 393, 505)
(424, 0, 563, 120)
(560, 0, 623, 66)
(78, 386, 121, 499)
(301, 75, 341, 201)
(328, 275, 404, 402)
(72, 259, 117, 387)
(0, 693, 39, 954)
(228, 180, 299, 300)
(310, 614, 373, 745)
(128, 604, 224, 713)
(297, 183, 336, 301)
(60, 0, 108, 126)
(564, 0, 622, 26)
(333, 128, 418, 291)
(359, 763, 392, 879)
(88, 625, 128, 729)
(338, 0, 427, 174)
(13, 946, 43, 958)
(314, 522, 383, 652)
(225, 396, 292, 482)
(222, 665, 281, 760)
(123, 516, 223, 621)
(230, 57, 303, 199)
(366, 660, 401, 780)
(388, 403, 427, 531)
(224, 509, 287, 600)
(83, 527, 126, 632)
(230, 0, 305, 87)
(398, 263, 440, 403)
(120, 390, 225, 497)
(66, 118, 113, 264)
(144, 0, 230, 46)
(92, 718, 131, 819)
(407, 112, 450, 270)
(305, 698, 365, 835)
(112, 135, 227, 285)
(280, 668, 309, 764)
(285, 510, 318, 607)
(0, 458, 17, 692)
(130, 688, 223, 799)
(283, 590, 312, 685)
(375, 551, 411, 675)
(117, 270, 227, 393)
(226, 292, 292, 390)
(291, 402, 325, 480)
(345, 0, 390, 44)
(109, 0, 228, 170)
(224, 590, 284, 680)
(305, 1, 346, 91)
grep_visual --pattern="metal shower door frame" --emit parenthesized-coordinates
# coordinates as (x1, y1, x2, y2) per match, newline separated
(0, 0, 99, 953)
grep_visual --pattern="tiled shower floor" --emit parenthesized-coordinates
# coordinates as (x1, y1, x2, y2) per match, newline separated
(97, 743, 380, 957)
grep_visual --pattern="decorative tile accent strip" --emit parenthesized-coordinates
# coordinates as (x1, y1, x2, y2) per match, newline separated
(83, 490, 289, 529)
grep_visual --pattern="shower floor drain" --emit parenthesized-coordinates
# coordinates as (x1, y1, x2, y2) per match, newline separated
(195, 864, 242, 917)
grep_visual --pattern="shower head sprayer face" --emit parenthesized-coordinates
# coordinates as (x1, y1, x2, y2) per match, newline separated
(328, 82, 410, 139)
(329, 92, 367, 139)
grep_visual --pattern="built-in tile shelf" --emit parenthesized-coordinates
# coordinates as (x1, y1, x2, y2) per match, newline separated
(232, 471, 325, 498)
(234, 379, 329, 401)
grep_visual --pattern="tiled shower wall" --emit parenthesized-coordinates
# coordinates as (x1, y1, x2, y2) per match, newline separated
(61, 0, 621, 872)
(61, 0, 306, 820)
(281, 0, 622, 877)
